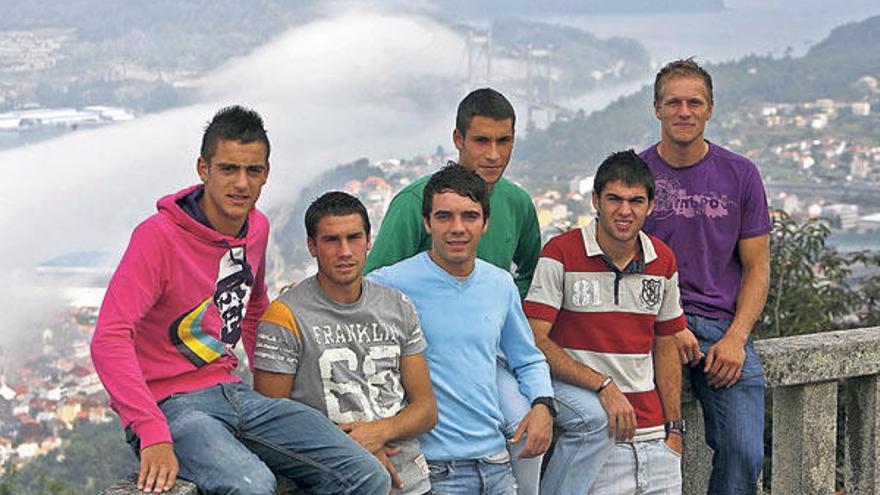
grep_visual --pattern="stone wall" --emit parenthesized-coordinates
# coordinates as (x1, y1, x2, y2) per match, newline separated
(683, 326, 880, 494)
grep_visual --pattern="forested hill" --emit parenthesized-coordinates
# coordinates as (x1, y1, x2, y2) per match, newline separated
(0, 1, 315, 68)
(515, 14, 880, 183)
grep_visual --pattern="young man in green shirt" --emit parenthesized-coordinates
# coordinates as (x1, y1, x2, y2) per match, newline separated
(365, 88, 541, 299)
(366, 88, 547, 495)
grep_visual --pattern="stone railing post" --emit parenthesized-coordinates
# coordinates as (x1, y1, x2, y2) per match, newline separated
(845, 374, 880, 493)
(681, 373, 711, 495)
(771, 381, 837, 494)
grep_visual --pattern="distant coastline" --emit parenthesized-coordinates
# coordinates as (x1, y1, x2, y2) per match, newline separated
(443, 0, 725, 16)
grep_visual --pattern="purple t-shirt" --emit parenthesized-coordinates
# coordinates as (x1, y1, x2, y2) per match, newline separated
(640, 142, 771, 319)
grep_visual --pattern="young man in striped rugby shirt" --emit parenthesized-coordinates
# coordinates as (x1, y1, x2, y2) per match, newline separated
(524, 150, 686, 494)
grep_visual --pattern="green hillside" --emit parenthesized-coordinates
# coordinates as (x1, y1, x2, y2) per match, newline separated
(516, 14, 880, 183)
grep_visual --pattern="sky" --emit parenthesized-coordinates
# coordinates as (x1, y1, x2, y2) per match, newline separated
(0, 1, 879, 347)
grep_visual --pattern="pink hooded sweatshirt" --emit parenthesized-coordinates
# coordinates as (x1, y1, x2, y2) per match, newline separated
(91, 185, 269, 449)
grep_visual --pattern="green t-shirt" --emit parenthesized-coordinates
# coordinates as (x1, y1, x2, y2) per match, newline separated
(365, 171, 541, 298)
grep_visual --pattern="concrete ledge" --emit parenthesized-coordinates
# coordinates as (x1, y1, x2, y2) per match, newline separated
(755, 327, 880, 386)
(101, 474, 197, 495)
(680, 327, 880, 396)
(101, 473, 302, 494)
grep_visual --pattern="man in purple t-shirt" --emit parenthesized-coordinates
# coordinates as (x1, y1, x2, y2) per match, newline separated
(640, 58, 771, 495)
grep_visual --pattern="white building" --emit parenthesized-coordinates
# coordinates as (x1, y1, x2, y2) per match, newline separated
(823, 203, 860, 231)
(0, 106, 135, 131)
(16, 442, 39, 460)
(859, 212, 880, 232)
(852, 102, 871, 116)
(569, 175, 595, 196)
(0, 381, 14, 401)
(811, 114, 829, 130)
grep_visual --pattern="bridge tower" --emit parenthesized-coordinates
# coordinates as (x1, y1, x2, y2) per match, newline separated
(466, 31, 492, 86)
(525, 44, 555, 127)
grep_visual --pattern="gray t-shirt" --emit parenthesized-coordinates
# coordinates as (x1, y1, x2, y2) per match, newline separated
(254, 276, 429, 495)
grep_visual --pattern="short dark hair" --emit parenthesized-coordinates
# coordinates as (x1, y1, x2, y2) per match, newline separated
(653, 58, 714, 105)
(456, 88, 516, 137)
(593, 150, 655, 201)
(305, 191, 371, 239)
(422, 164, 490, 220)
(200, 105, 270, 163)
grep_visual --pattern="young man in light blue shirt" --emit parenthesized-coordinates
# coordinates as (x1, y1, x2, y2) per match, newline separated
(369, 164, 555, 494)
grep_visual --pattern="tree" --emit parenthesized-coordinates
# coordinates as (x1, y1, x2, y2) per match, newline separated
(859, 268, 880, 326)
(1, 420, 137, 493)
(0, 464, 18, 495)
(756, 211, 880, 339)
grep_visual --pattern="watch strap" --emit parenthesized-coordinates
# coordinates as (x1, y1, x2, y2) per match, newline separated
(531, 396, 558, 418)
(665, 419, 686, 436)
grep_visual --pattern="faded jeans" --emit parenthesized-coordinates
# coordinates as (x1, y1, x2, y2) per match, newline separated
(588, 440, 682, 494)
(497, 361, 543, 495)
(428, 457, 518, 495)
(127, 382, 390, 494)
(540, 379, 613, 494)
(688, 314, 765, 495)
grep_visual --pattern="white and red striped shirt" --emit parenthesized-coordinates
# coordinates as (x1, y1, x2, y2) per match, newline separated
(524, 219, 686, 441)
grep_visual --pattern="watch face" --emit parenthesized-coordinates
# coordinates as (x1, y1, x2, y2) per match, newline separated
(666, 420, 686, 434)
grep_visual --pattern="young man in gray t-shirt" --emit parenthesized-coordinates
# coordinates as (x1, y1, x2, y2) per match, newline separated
(252, 191, 437, 495)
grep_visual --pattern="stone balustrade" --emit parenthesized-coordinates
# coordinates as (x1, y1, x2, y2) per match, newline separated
(103, 326, 880, 494)
(683, 326, 880, 494)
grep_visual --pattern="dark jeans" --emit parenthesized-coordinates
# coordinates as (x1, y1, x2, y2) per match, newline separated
(688, 314, 765, 495)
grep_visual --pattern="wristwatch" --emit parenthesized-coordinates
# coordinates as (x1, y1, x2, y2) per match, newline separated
(665, 419, 686, 437)
(596, 376, 613, 394)
(531, 396, 558, 418)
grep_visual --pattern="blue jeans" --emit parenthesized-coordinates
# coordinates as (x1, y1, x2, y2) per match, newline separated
(588, 440, 682, 494)
(128, 382, 390, 494)
(428, 458, 518, 495)
(688, 314, 765, 495)
(540, 380, 612, 494)
(496, 362, 542, 495)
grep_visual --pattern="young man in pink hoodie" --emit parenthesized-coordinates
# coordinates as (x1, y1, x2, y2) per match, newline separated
(91, 106, 389, 494)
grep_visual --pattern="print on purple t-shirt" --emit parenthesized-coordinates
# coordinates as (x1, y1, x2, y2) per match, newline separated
(640, 142, 771, 319)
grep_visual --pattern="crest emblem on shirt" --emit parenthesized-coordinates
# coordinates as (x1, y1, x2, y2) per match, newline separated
(639, 279, 662, 309)
(572, 279, 601, 307)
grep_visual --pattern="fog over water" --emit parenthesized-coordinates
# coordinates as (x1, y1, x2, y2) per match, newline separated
(0, 9, 466, 346)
